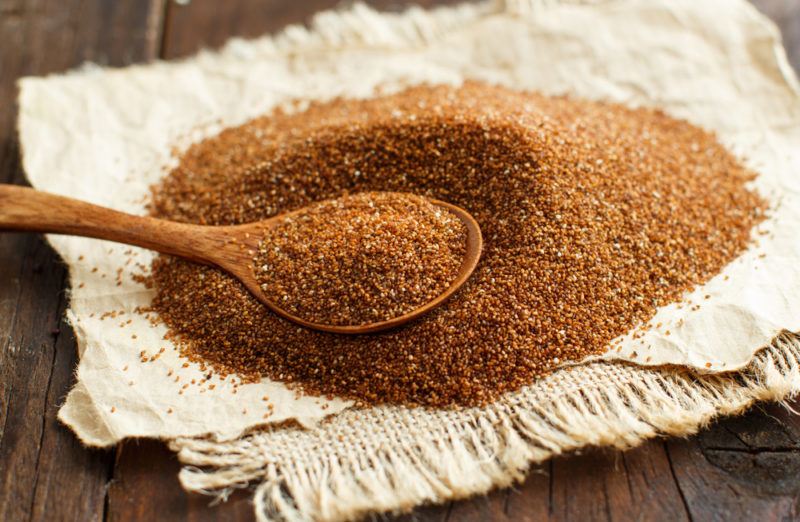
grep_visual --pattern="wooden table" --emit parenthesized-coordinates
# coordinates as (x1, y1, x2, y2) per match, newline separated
(1, 1, 799, 520)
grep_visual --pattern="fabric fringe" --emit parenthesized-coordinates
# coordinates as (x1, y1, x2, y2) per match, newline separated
(171, 334, 800, 521)
(166, 1, 800, 521)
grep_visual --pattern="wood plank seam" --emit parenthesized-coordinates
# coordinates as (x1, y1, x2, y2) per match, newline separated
(0, 242, 67, 520)
(1, 1, 167, 520)
(26, 271, 67, 519)
(159, 0, 174, 60)
(548, 460, 554, 517)
(1, 2, 798, 521)
(664, 441, 694, 521)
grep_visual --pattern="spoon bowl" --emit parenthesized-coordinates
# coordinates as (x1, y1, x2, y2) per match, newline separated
(0, 185, 482, 334)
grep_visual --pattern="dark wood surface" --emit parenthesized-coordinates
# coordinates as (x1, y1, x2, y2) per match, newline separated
(1, 1, 798, 521)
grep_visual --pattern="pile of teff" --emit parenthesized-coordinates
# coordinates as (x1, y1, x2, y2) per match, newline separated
(146, 82, 765, 407)
(253, 191, 468, 327)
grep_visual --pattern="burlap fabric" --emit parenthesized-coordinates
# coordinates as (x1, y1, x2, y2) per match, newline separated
(15, 0, 800, 520)
(174, 335, 800, 520)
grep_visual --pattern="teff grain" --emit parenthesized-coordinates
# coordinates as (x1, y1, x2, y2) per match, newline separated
(254, 191, 467, 326)
(147, 82, 765, 407)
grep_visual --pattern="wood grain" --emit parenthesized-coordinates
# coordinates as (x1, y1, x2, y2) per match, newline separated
(160, 0, 471, 59)
(1, 1, 799, 521)
(666, 403, 800, 521)
(0, 185, 485, 335)
(0, 1, 163, 521)
(107, 439, 252, 522)
(29, 314, 114, 522)
(0, 184, 252, 265)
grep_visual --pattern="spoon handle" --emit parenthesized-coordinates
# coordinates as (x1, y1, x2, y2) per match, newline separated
(0, 184, 211, 263)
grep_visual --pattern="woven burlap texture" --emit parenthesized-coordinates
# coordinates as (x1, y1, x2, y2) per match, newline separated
(15, 0, 800, 519)
(157, 1, 800, 520)
(173, 336, 800, 521)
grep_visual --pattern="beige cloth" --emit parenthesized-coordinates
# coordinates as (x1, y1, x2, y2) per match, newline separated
(173, 337, 800, 521)
(14, 0, 800, 519)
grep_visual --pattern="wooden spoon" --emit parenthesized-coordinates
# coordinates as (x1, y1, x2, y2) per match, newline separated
(0, 185, 482, 334)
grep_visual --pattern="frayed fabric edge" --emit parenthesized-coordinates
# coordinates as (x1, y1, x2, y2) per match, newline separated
(46, 0, 795, 520)
(171, 334, 800, 522)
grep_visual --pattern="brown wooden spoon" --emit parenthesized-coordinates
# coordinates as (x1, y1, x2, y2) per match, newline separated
(0, 184, 482, 334)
